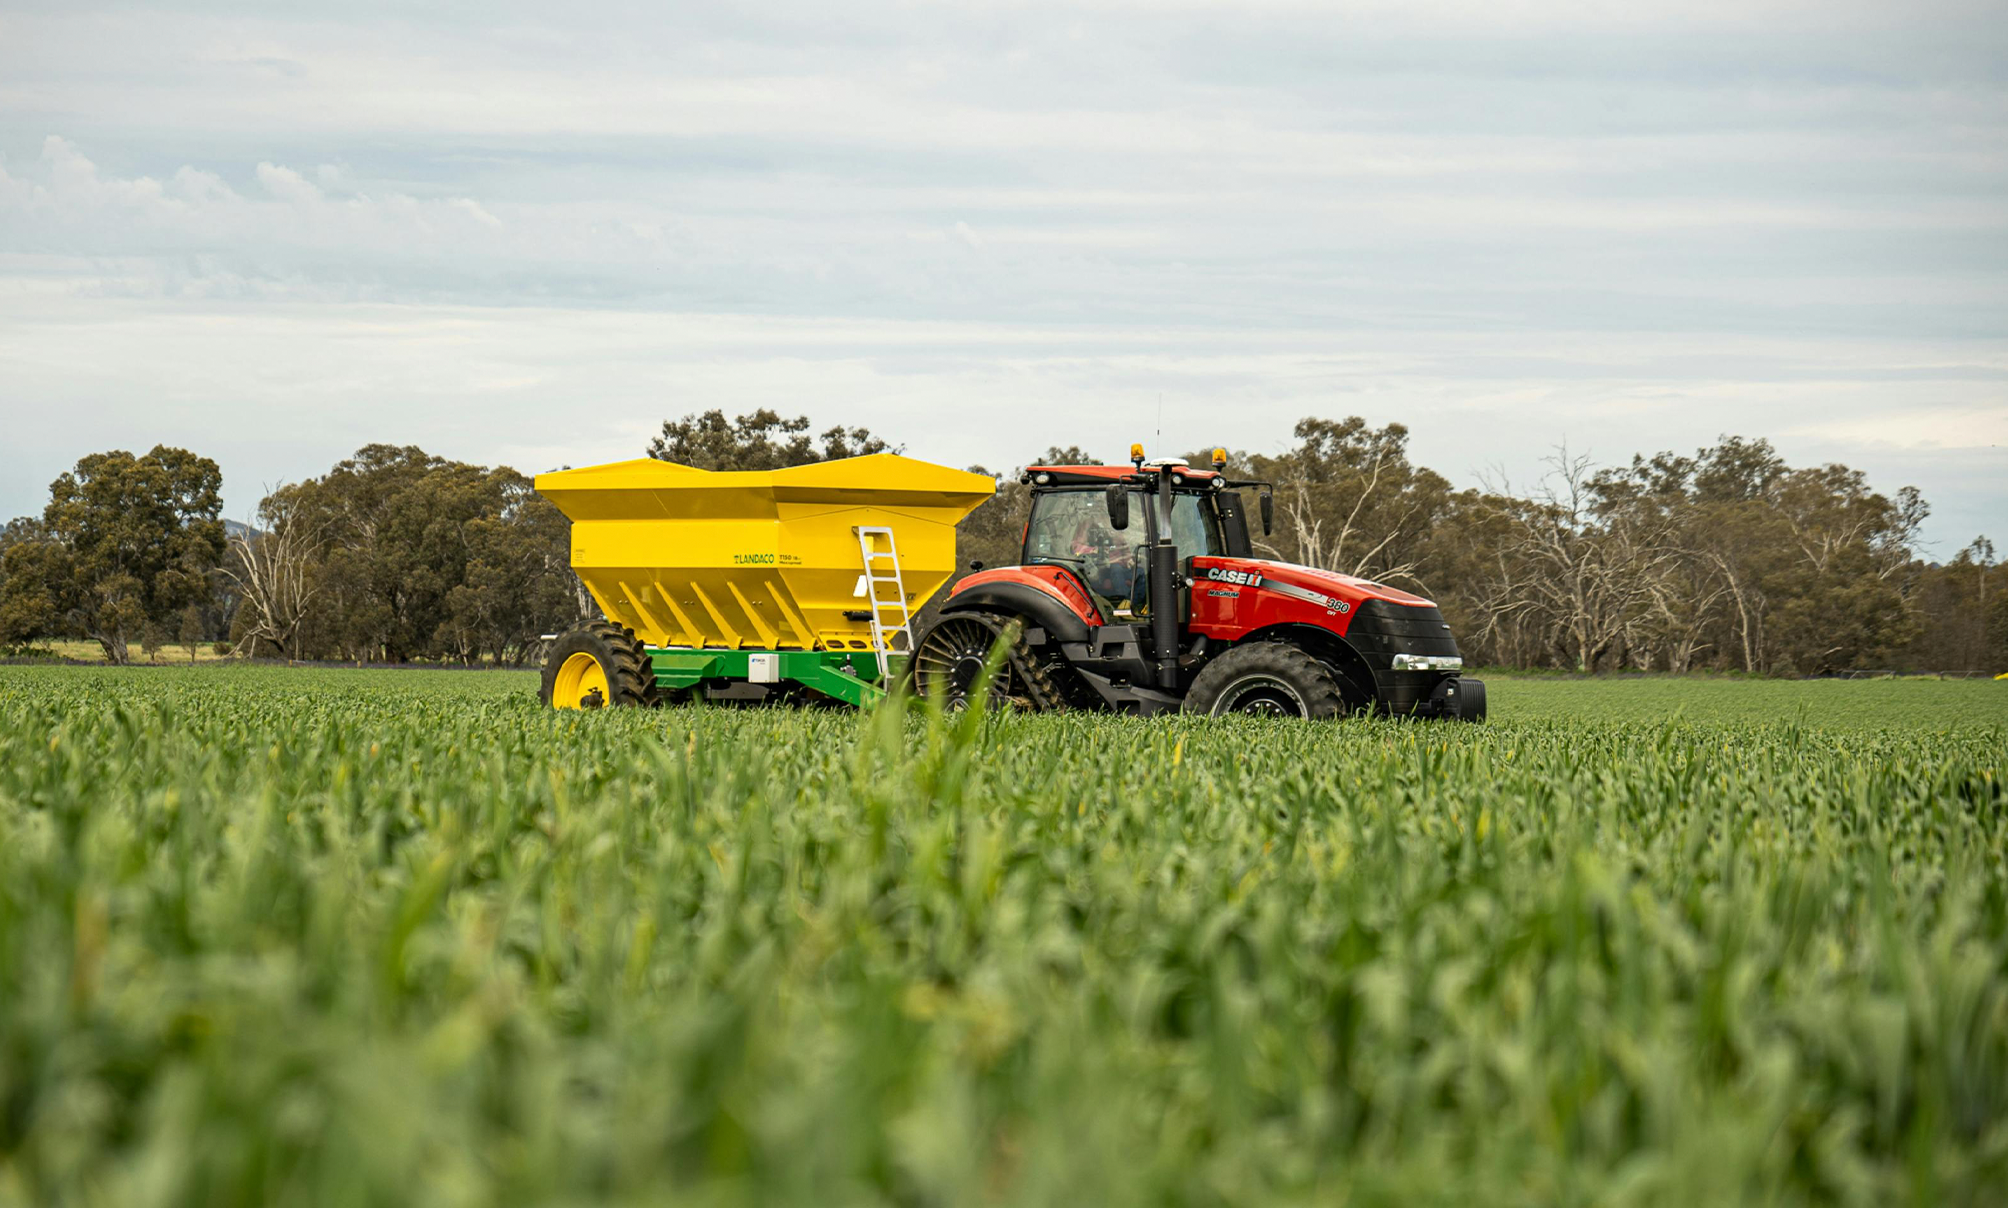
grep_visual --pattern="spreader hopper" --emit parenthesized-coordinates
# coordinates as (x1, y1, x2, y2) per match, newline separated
(535, 454, 996, 654)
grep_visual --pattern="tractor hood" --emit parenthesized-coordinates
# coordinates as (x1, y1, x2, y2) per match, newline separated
(1204, 558, 1436, 610)
(1186, 556, 1461, 707)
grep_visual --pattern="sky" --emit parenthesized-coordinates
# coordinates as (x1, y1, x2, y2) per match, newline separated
(1, 0, 2003, 555)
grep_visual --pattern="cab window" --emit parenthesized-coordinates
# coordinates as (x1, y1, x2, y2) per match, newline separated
(1166, 493, 1224, 557)
(1024, 488, 1223, 607)
(1024, 490, 1144, 603)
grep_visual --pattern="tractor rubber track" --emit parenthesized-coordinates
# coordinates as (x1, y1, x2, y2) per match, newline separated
(994, 617, 1067, 713)
(919, 611, 1067, 713)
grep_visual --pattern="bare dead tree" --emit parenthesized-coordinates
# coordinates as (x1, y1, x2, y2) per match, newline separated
(1471, 535, 1545, 666)
(1257, 443, 1428, 587)
(1695, 545, 1766, 673)
(223, 487, 325, 660)
(1639, 562, 1726, 674)
(1477, 446, 1676, 672)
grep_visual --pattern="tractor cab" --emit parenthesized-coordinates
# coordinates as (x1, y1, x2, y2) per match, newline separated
(1018, 446, 1275, 622)
(932, 448, 1294, 712)
(1019, 455, 1253, 622)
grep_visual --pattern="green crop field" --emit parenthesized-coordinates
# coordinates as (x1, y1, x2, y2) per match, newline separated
(1, 667, 2003, 1206)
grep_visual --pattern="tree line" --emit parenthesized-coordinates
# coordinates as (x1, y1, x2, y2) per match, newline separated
(2, 410, 2001, 673)
(1219, 421, 1992, 675)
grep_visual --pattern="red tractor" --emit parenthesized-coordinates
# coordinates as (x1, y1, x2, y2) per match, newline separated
(910, 447, 1485, 720)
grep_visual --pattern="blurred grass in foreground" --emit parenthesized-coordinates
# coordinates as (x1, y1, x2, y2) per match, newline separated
(0, 666, 2003, 1206)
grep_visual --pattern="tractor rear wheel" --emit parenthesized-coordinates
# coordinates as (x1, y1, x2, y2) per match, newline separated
(539, 620, 662, 710)
(910, 612, 1065, 712)
(1184, 642, 1349, 719)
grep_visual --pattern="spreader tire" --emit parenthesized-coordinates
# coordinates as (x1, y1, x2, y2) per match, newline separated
(1184, 642, 1349, 719)
(539, 620, 661, 710)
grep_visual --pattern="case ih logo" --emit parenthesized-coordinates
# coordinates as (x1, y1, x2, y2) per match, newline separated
(1205, 567, 1352, 614)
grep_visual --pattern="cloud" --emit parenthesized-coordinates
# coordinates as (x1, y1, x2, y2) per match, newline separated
(452, 198, 502, 228)
(227, 56, 307, 79)
(172, 166, 238, 204)
(0, 136, 524, 298)
(255, 162, 322, 203)
(1784, 406, 2008, 452)
(11, 136, 168, 209)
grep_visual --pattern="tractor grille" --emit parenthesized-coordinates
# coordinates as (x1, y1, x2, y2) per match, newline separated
(1345, 600, 1461, 668)
(1346, 600, 1463, 716)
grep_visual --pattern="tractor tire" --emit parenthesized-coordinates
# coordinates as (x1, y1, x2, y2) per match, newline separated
(910, 612, 1066, 712)
(1183, 641, 1350, 719)
(539, 620, 662, 710)
(1455, 677, 1487, 722)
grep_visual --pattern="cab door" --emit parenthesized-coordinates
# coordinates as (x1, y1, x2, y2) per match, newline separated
(1022, 488, 1150, 611)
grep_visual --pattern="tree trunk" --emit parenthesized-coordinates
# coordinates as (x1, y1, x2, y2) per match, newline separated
(1669, 637, 1694, 675)
(1713, 559, 1758, 673)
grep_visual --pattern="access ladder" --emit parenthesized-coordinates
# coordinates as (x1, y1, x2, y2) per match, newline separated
(854, 526, 913, 678)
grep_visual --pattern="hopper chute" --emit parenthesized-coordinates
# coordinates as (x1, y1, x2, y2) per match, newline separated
(535, 454, 996, 652)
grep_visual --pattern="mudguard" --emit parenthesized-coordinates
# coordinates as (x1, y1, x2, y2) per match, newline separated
(943, 568, 1098, 643)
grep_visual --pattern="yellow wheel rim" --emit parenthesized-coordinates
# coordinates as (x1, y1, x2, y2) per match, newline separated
(552, 651, 612, 709)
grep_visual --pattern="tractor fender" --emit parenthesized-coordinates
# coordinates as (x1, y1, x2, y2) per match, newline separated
(1235, 623, 1378, 708)
(941, 581, 1094, 644)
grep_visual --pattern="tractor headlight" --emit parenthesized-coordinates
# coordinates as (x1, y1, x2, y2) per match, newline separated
(1034, 472, 1051, 485)
(1392, 654, 1463, 672)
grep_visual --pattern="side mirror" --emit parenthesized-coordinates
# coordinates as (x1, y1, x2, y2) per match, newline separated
(1106, 484, 1129, 531)
(1259, 491, 1274, 536)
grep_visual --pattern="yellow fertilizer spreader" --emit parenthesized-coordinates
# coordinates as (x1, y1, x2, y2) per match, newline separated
(534, 454, 995, 708)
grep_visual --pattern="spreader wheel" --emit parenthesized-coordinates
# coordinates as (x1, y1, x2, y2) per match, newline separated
(910, 612, 1065, 712)
(1183, 641, 1349, 719)
(539, 620, 661, 710)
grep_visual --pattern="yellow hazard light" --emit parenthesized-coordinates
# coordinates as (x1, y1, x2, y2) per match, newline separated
(1211, 448, 1228, 470)
(1130, 442, 1145, 466)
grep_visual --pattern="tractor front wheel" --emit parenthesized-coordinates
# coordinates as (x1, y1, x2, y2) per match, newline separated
(539, 620, 661, 710)
(1184, 642, 1350, 719)
(910, 612, 1065, 712)
(1454, 677, 1487, 722)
